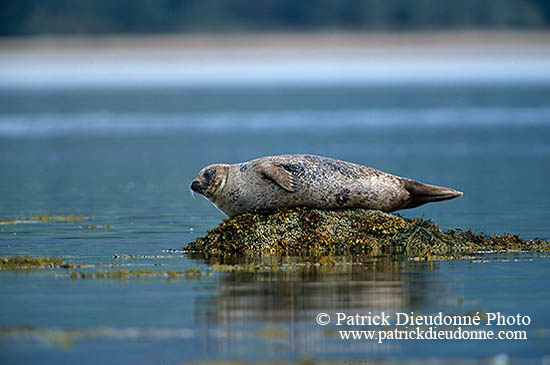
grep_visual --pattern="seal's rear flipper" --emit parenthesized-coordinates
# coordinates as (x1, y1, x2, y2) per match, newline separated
(402, 178, 463, 209)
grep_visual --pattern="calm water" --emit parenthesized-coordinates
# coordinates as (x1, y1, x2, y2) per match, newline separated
(1, 84, 549, 364)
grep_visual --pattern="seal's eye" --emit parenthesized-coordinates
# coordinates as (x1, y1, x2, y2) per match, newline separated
(203, 169, 216, 184)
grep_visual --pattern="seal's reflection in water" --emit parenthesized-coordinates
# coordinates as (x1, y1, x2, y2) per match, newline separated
(188, 254, 462, 357)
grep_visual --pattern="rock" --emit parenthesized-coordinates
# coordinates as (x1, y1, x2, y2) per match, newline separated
(184, 207, 550, 259)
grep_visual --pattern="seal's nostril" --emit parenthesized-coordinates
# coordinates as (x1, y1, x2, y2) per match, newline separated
(190, 181, 200, 192)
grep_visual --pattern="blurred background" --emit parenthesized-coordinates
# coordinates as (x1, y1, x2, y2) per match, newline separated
(1, 1, 550, 364)
(2, 0, 550, 35)
(1, 0, 549, 231)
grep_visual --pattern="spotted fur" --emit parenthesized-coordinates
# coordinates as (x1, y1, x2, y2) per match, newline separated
(190, 154, 462, 216)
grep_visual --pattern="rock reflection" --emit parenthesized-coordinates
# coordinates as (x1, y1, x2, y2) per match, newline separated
(201, 257, 406, 325)
(186, 254, 459, 357)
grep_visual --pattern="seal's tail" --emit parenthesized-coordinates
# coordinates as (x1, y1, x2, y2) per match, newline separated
(402, 178, 463, 209)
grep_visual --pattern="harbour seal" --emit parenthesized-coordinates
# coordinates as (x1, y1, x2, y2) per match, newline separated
(190, 154, 463, 216)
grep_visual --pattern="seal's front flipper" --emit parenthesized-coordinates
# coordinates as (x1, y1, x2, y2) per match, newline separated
(402, 178, 463, 209)
(259, 162, 295, 192)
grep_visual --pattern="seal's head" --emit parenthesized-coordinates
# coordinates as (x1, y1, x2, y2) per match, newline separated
(190, 164, 229, 198)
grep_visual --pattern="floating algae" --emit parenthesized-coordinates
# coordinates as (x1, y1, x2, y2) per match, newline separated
(0, 326, 195, 348)
(184, 207, 550, 259)
(0, 214, 86, 224)
(81, 224, 111, 230)
(68, 268, 192, 281)
(0, 256, 68, 271)
(0, 255, 205, 281)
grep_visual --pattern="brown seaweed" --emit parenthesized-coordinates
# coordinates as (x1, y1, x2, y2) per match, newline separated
(184, 207, 550, 260)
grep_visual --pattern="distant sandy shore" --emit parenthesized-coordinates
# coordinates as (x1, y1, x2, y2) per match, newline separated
(1, 31, 549, 88)
(1, 31, 550, 51)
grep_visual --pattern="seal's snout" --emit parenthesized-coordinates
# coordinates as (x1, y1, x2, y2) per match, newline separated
(190, 180, 202, 194)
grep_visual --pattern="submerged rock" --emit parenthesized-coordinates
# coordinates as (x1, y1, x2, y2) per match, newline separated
(184, 207, 550, 259)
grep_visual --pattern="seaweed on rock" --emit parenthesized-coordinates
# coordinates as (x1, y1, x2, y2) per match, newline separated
(184, 207, 550, 259)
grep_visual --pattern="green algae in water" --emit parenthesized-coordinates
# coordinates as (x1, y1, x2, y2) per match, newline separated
(0, 213, 86, 224)
(69, 268, 191, 281)
(81, 224, 111, 230)
(0, 255, 204, 281)
(64, 265, 204, 282)
(184, 207, 550, 259)
(0, 256, 67, 271)
(0, 326, 195, 348)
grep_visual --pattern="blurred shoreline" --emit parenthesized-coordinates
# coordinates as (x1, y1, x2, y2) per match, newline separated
(1, 31, 550, 88)
(1, 31, 549, 50)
